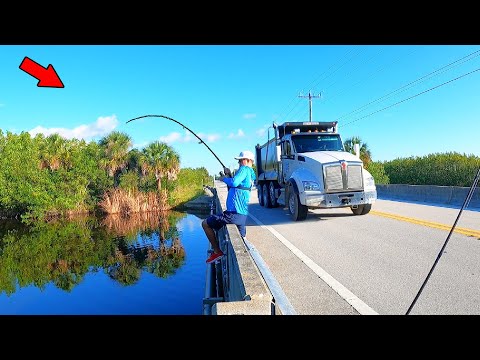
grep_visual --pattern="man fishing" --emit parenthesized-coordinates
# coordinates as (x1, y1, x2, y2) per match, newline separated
(202, 150, 256, 264)
(126, 115, 257, 264)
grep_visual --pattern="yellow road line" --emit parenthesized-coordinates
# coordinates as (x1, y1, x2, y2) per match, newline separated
(371, 210, 480, 238)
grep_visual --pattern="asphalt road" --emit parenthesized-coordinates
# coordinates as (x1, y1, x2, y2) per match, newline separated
(244, 189, 480, 315)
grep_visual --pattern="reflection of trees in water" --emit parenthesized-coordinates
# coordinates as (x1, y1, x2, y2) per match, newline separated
(108, 237, 186, 284)
(0, 219, 93, 295)
(48, 259, 83, 292)
(101, 210, 186, 241)
(0, 211, 188, 295)
(104, 211, 187, 284)
(108, 250, 141, 286)
(147, 237, 185, 278)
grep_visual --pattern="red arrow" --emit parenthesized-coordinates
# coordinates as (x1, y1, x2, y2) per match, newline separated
(19, 56, 64, 88)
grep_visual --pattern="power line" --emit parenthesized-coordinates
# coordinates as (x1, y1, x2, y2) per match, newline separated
(324, 46, 424, 103)
(304, 46, 366, 97)
(322, 46, 385, 93)
(298, 90, 321, 122)
(295, 49, 365, 119)
(277, 47, 364, 124)
(335, 49, 480, 123)
(340, 67, 480, 128)
(274, 47, 480, 133)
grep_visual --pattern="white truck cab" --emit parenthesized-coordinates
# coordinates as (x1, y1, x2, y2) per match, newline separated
(255, 121, 377, 221)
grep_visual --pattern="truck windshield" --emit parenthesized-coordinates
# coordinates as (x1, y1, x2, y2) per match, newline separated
(292, 134, 344, 153)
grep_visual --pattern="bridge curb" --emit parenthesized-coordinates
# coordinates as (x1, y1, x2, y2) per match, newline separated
(376, 184, 480, 210)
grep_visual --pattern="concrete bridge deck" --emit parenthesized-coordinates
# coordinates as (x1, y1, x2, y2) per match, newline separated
(202, 181, 480, 315)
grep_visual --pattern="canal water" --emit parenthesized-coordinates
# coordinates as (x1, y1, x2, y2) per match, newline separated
(0, 210, 210, 315)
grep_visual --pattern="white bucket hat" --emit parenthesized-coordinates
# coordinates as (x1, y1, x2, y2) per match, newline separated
(234, 150, 255, 162)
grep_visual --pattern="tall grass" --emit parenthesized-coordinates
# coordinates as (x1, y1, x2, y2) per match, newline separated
(98, 188, 169, 215)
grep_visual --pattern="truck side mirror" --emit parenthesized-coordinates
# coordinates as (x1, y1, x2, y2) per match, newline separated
(276, 145, 281, 162)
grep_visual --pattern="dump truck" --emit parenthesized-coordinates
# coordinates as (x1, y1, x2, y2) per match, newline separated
(255, 121, 377, 221)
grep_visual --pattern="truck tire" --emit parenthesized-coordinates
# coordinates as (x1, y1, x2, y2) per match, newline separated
(258, 183, 265, 206)
(263, 183, 273, 208)
(269, 181, 279, 208)
(288, 188, 308, 221)
(351, 204, 372, 215)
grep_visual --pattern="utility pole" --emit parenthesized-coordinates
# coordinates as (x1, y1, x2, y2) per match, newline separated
(298, 90, 321, 122)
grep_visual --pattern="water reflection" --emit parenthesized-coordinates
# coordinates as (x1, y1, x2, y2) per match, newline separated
(0, 210, 208, 314)
(101, 212, 187, 285)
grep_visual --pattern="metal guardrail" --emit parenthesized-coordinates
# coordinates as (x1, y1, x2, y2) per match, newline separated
(202, 186, 224, 315)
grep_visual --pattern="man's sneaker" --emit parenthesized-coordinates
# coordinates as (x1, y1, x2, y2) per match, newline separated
(206, 251, 224, 264)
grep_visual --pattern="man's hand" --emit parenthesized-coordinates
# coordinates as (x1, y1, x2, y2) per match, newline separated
(223, 167, 232, 178)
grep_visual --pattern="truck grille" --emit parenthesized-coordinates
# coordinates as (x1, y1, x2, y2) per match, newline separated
(324, 163, 363, 192)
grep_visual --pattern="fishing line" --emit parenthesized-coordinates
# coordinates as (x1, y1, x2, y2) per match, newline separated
(405, 168, 480, 315)
(126, 114, 228, 171)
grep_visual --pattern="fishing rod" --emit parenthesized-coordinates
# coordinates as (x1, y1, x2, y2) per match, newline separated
(405, 167, 480, 315)
(126, 114, 231, 175)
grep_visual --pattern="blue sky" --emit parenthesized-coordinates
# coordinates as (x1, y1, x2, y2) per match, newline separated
(1, 45, 480, 176)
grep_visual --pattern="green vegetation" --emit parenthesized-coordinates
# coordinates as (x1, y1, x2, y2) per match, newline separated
(381, 152, 480, 186)
(2, 128, 477, 222)
(344, 136, 372, 167)
(365, 161, 390, 185)
(0, 211, 187, 296)
(0, 130, 214, 222)
(343, 136, 479, 186)
(170, 167, 212, 207)
(343, 136, 389, 184)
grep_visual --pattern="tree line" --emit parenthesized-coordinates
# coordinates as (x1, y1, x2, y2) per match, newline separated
(344, 136, 480, 187)
(0, 130, 211, 222)
(2, 129, 477, 222)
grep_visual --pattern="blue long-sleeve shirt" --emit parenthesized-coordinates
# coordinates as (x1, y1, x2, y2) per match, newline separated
(222, 165, 256, 215)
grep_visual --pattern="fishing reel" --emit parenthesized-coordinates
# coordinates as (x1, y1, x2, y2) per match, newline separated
(223, 167, 233, 178)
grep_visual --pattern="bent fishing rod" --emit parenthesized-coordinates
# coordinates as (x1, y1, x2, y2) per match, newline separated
(126, 114, 229, 173)
(405, 167, 480, 315)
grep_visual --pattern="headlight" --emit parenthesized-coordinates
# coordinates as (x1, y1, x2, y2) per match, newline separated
(364, 176, 375, 188)
(303, 181, 321, 191)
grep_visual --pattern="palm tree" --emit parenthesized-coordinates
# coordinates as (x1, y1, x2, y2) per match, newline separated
(343, 136, 372, 166)
(37, 133, 75, 171)
(126, 148, 143, 174)
(99, 131, 133, 186)
(141, 141, 180, 193)
(163, 146, 181, 183)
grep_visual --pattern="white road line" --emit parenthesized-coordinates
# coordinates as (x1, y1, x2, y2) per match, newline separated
(248, 212, 379, 315)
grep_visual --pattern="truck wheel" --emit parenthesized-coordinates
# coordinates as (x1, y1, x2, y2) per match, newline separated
(288, 189, 308, 221)
(258, 183, 265, 206)
(269, 181, 279, 208)
(263, 183, 272, 208)
(351, 204, 372, 215)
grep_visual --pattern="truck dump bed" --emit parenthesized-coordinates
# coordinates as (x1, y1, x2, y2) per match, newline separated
(276, 121, 337, 138)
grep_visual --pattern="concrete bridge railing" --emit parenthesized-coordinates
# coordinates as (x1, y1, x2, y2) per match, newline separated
(376, 184, 480, 210)
(203, 181, 278, 315)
